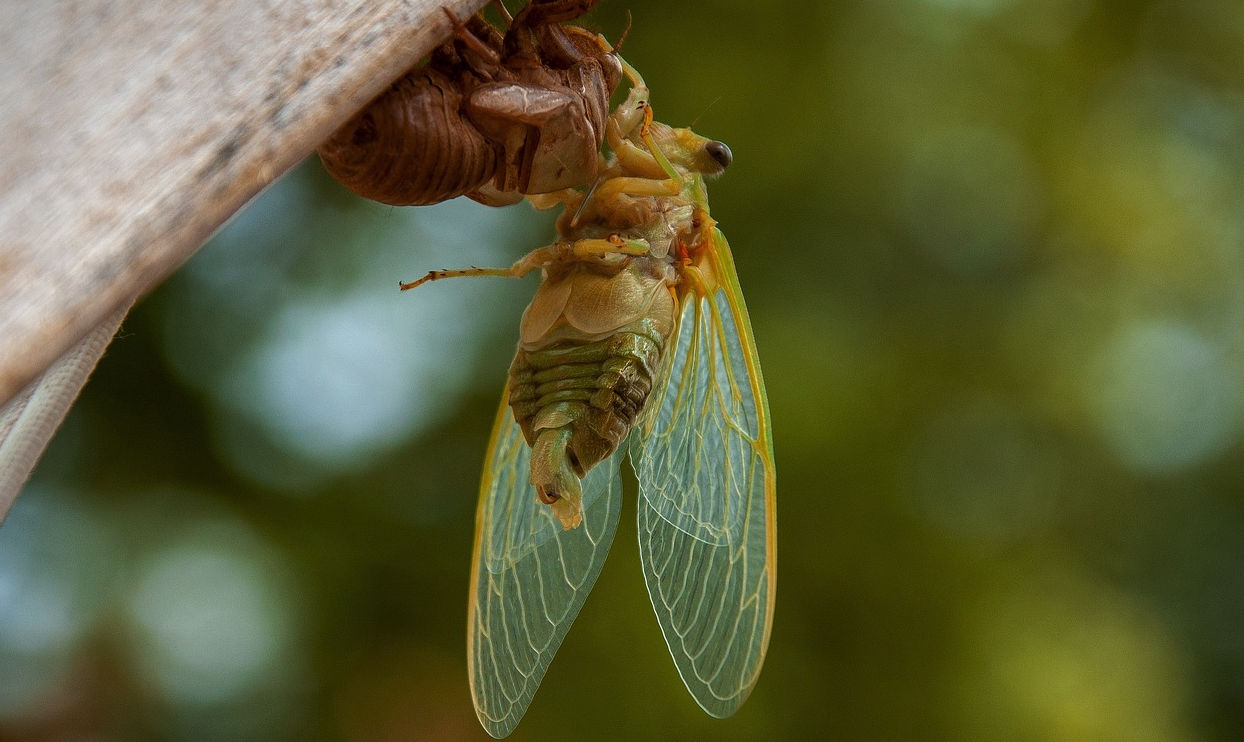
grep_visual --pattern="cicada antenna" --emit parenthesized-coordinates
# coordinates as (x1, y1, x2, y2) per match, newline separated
(689, 96, 722, 129)
(613, 10, 633, 53)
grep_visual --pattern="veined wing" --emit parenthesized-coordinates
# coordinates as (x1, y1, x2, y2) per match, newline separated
(631, 228, 776, 718)
(468, 389, 624, 738)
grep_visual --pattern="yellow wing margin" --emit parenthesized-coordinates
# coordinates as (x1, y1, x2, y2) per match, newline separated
(467, 389, 625, 738)
(630, 227, 777, 718)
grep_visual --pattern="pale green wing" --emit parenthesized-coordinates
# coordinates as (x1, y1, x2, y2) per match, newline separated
(631, 228, 776, 718)
(468, 389, 624, 738)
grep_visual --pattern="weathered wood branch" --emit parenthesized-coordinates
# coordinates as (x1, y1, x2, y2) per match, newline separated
(0, 0, 489, 409)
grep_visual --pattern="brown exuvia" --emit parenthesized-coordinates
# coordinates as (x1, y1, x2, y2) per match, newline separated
(318, 0, 623, 207)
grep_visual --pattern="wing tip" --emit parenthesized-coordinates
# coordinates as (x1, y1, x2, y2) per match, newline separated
(689, 680, 757, 720)
(477, 713, 520, 740)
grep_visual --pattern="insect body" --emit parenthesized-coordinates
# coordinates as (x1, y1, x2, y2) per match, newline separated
(404, 67, 775, 738)
(318, 0, 622, 206)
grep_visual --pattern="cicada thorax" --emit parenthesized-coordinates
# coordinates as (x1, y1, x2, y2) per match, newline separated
(507, 254, 676, 528)
(317, 1, 621, 207)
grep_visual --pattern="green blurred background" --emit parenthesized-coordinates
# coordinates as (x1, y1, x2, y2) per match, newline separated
(5, 0, 1244, 739)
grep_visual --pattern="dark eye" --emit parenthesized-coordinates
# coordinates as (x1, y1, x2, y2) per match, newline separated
(706, 140, 733, 169)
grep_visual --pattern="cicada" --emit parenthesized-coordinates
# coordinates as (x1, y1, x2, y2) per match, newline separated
(403, 65, 775, 738)
(318, 0, 622, 207)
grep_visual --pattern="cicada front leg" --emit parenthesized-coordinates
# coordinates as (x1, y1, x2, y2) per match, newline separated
(603, 63, 663, 178)
(577, 107, 685, 229)
(526, 187, 583, 212)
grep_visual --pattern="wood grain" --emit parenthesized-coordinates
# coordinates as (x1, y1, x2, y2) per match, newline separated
(0, 0, 489, 407)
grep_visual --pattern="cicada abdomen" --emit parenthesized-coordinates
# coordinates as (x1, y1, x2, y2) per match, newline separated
(507, 255, 676, 527)
(317, 0, 622, 207)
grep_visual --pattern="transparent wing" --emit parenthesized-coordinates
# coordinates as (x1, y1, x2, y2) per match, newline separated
(631, 229, 776, 718)
(1, 306, 128, 522)
(468, 389, 624, 738)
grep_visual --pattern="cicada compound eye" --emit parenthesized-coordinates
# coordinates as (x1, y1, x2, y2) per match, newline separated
(706, 140, 733, 170)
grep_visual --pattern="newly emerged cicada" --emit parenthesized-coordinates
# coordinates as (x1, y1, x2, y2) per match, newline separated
(318, 0, 622, 207)
(404, 64, 775, 738)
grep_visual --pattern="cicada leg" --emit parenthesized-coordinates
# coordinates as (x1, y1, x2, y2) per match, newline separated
(579, 105, 685, 228)
(526, 187, 583, 212)
(399, 243, 561, 290)
(604, 63, 662, 179)
(400, 235, 651, 290)
(573, 234, 650, 257)
(634, 104, 684, 182)
(441, 7, 502, 69)
(611, 61, 651, 138)
(491, 0, 513, 27)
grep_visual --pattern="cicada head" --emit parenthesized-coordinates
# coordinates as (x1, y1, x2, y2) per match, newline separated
(644, 122, 733, 178)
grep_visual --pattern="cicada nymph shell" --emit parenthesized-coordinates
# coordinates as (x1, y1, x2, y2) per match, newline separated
(317, 0, 623, 207)
(317, 20, 502, 207)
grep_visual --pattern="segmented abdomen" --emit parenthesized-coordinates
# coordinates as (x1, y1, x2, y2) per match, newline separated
(508, 317, 668, 478)
(317, 69, 497, 206)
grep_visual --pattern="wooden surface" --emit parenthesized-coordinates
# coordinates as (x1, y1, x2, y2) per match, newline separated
(0, 0, 489, 408)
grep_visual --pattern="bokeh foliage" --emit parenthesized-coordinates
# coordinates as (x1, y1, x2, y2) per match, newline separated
(5, 0, 1244, 739)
